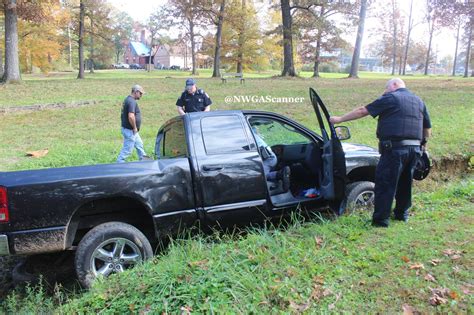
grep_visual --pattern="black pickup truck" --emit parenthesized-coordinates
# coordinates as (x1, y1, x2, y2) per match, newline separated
(0, 89, 379, 287)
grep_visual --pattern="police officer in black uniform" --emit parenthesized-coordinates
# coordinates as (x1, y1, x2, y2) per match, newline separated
(330, 78, 432, 227)
(176, 78, 212, 115)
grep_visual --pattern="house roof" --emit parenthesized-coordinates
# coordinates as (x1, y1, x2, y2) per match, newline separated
(160, 44, 187, 56)
(130, 42, 151, 56)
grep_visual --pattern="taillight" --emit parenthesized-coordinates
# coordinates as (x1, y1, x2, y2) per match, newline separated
(0, 187, 9, 223)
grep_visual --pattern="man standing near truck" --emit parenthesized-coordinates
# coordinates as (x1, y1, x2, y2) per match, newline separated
(330, 78, 431, 227)
(176, 78, 212, 115)
(117, 84, 148, 163)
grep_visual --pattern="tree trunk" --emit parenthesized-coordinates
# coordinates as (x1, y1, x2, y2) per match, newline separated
(0, 49, 4, 78)
(391, 0, 397, 75)
(402, 0, 413, 75)
(348, 0, 367, 78)
(398, 53, 403, 75)
(452, 20, 460, 76)
(67, 24, 73, 68)
(312, 38, 322, 77)
(77, 0, 85, 79)
(89, 15, 95, 74)
(212, 0, 225, 78)
(424, 23, 434, 75)
(236, 0, 246, 73)
(312, 5, 324, 78)
(148, 37, 153, 73)
(464, 15, 472, 78)
(281, 0, 295, 76)
(2, 0, 21, 84)
(190, 20, 197, 75)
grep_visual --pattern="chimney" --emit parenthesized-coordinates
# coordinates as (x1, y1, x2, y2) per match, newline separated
(141, 30, 146, 44)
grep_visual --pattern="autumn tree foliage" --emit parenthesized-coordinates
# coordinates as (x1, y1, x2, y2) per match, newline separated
(18, 1, 69, 73)
(111, 11, 133, 64)
(295, 1, 355, 77)
(220, 0, 262, 71)
(371, 0, 405, 75)
(1, 0, 67, 83)
(167, 0, 207, 75)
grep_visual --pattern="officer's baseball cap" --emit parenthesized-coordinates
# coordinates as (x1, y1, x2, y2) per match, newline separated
(185, 78, 196, 87)
(132, 84, 145, 94)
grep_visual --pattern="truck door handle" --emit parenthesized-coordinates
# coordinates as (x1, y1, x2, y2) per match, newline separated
(202, 165, 223, 171)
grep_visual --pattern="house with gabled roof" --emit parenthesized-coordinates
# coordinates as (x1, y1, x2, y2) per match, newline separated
(155, 43, 192, 69)
(123, 29, 155, 67)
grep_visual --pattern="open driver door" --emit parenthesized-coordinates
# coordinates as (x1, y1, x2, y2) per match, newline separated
(309, 88, 347, 214)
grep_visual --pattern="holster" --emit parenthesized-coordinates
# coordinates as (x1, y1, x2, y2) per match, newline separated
(378, 140, 392, 154)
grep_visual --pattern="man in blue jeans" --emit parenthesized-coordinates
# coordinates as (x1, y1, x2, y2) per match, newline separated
(330, 78, 432, 227)
(117, 85, 148, 163)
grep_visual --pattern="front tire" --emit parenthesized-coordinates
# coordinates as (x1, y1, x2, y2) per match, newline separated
(341, 181, 375, 214)
(75, 222, 153, 288)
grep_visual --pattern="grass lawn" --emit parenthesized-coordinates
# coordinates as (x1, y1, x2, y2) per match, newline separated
(0, 70, 472, 171)
(2, 178, 472, 313)
(0, 72, 472, 312)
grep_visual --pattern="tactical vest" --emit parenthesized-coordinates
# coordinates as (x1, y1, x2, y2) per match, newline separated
(377, 89, 425, 141)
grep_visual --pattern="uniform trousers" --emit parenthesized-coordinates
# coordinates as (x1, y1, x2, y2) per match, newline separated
(373, 145, 421, 226)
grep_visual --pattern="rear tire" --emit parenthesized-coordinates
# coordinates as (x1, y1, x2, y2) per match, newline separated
(341, 181, 375, 214)
(75, 222, 153, 288)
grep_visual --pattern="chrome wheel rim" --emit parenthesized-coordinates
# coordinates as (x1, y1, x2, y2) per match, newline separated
(354, 190, 375, 207)
(90, 238, 142, 277)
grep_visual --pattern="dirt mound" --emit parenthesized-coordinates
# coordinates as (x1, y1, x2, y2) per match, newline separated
(431, 155, 471, 180)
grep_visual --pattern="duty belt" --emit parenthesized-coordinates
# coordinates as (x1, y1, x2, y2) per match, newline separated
(386, 139, 421, 147)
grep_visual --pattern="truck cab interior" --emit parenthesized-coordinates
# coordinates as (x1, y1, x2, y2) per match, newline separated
(247, 116, 324, 207)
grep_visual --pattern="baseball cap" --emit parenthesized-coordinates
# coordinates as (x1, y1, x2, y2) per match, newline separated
(185, 78, 196, 87)
(132, 84, 145, 94)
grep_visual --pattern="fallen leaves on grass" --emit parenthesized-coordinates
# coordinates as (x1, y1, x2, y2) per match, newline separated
(402, 304, 419, 315)
(310, 284, 333, 301)
(401, 256, 410, 263)
(424, 273, 437, 282)
(430, 259, 441, 266)
(188, 259, 209, 270)
(429, 287, 454, 306)
(25, 149, 49, 158)
(289, 301, 310, 312)
(139, 304, 152, 315)
(314, 236, 324, 249)
(180, 305, 193, 315)
(409, 263, 425, 275)
(460, 284, 473, 295)
(443, 248, 463, 260)
(285, 268, 296, 277)
(449, 290, 459, 300)
(312, 275, 325, 285)
(409, 263, 425, 270)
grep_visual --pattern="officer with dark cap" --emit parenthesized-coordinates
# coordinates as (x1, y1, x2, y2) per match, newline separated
(176, 78, 212, 115)
(330, 78, 432, 227)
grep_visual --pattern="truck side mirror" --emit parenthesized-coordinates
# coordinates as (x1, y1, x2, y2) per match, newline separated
(335, 126, 351, 140)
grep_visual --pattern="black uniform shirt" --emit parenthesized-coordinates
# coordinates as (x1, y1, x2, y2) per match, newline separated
(121, 95, 141, 130)
(365, 88, 431, 141)
(176, 89, 212, 113)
